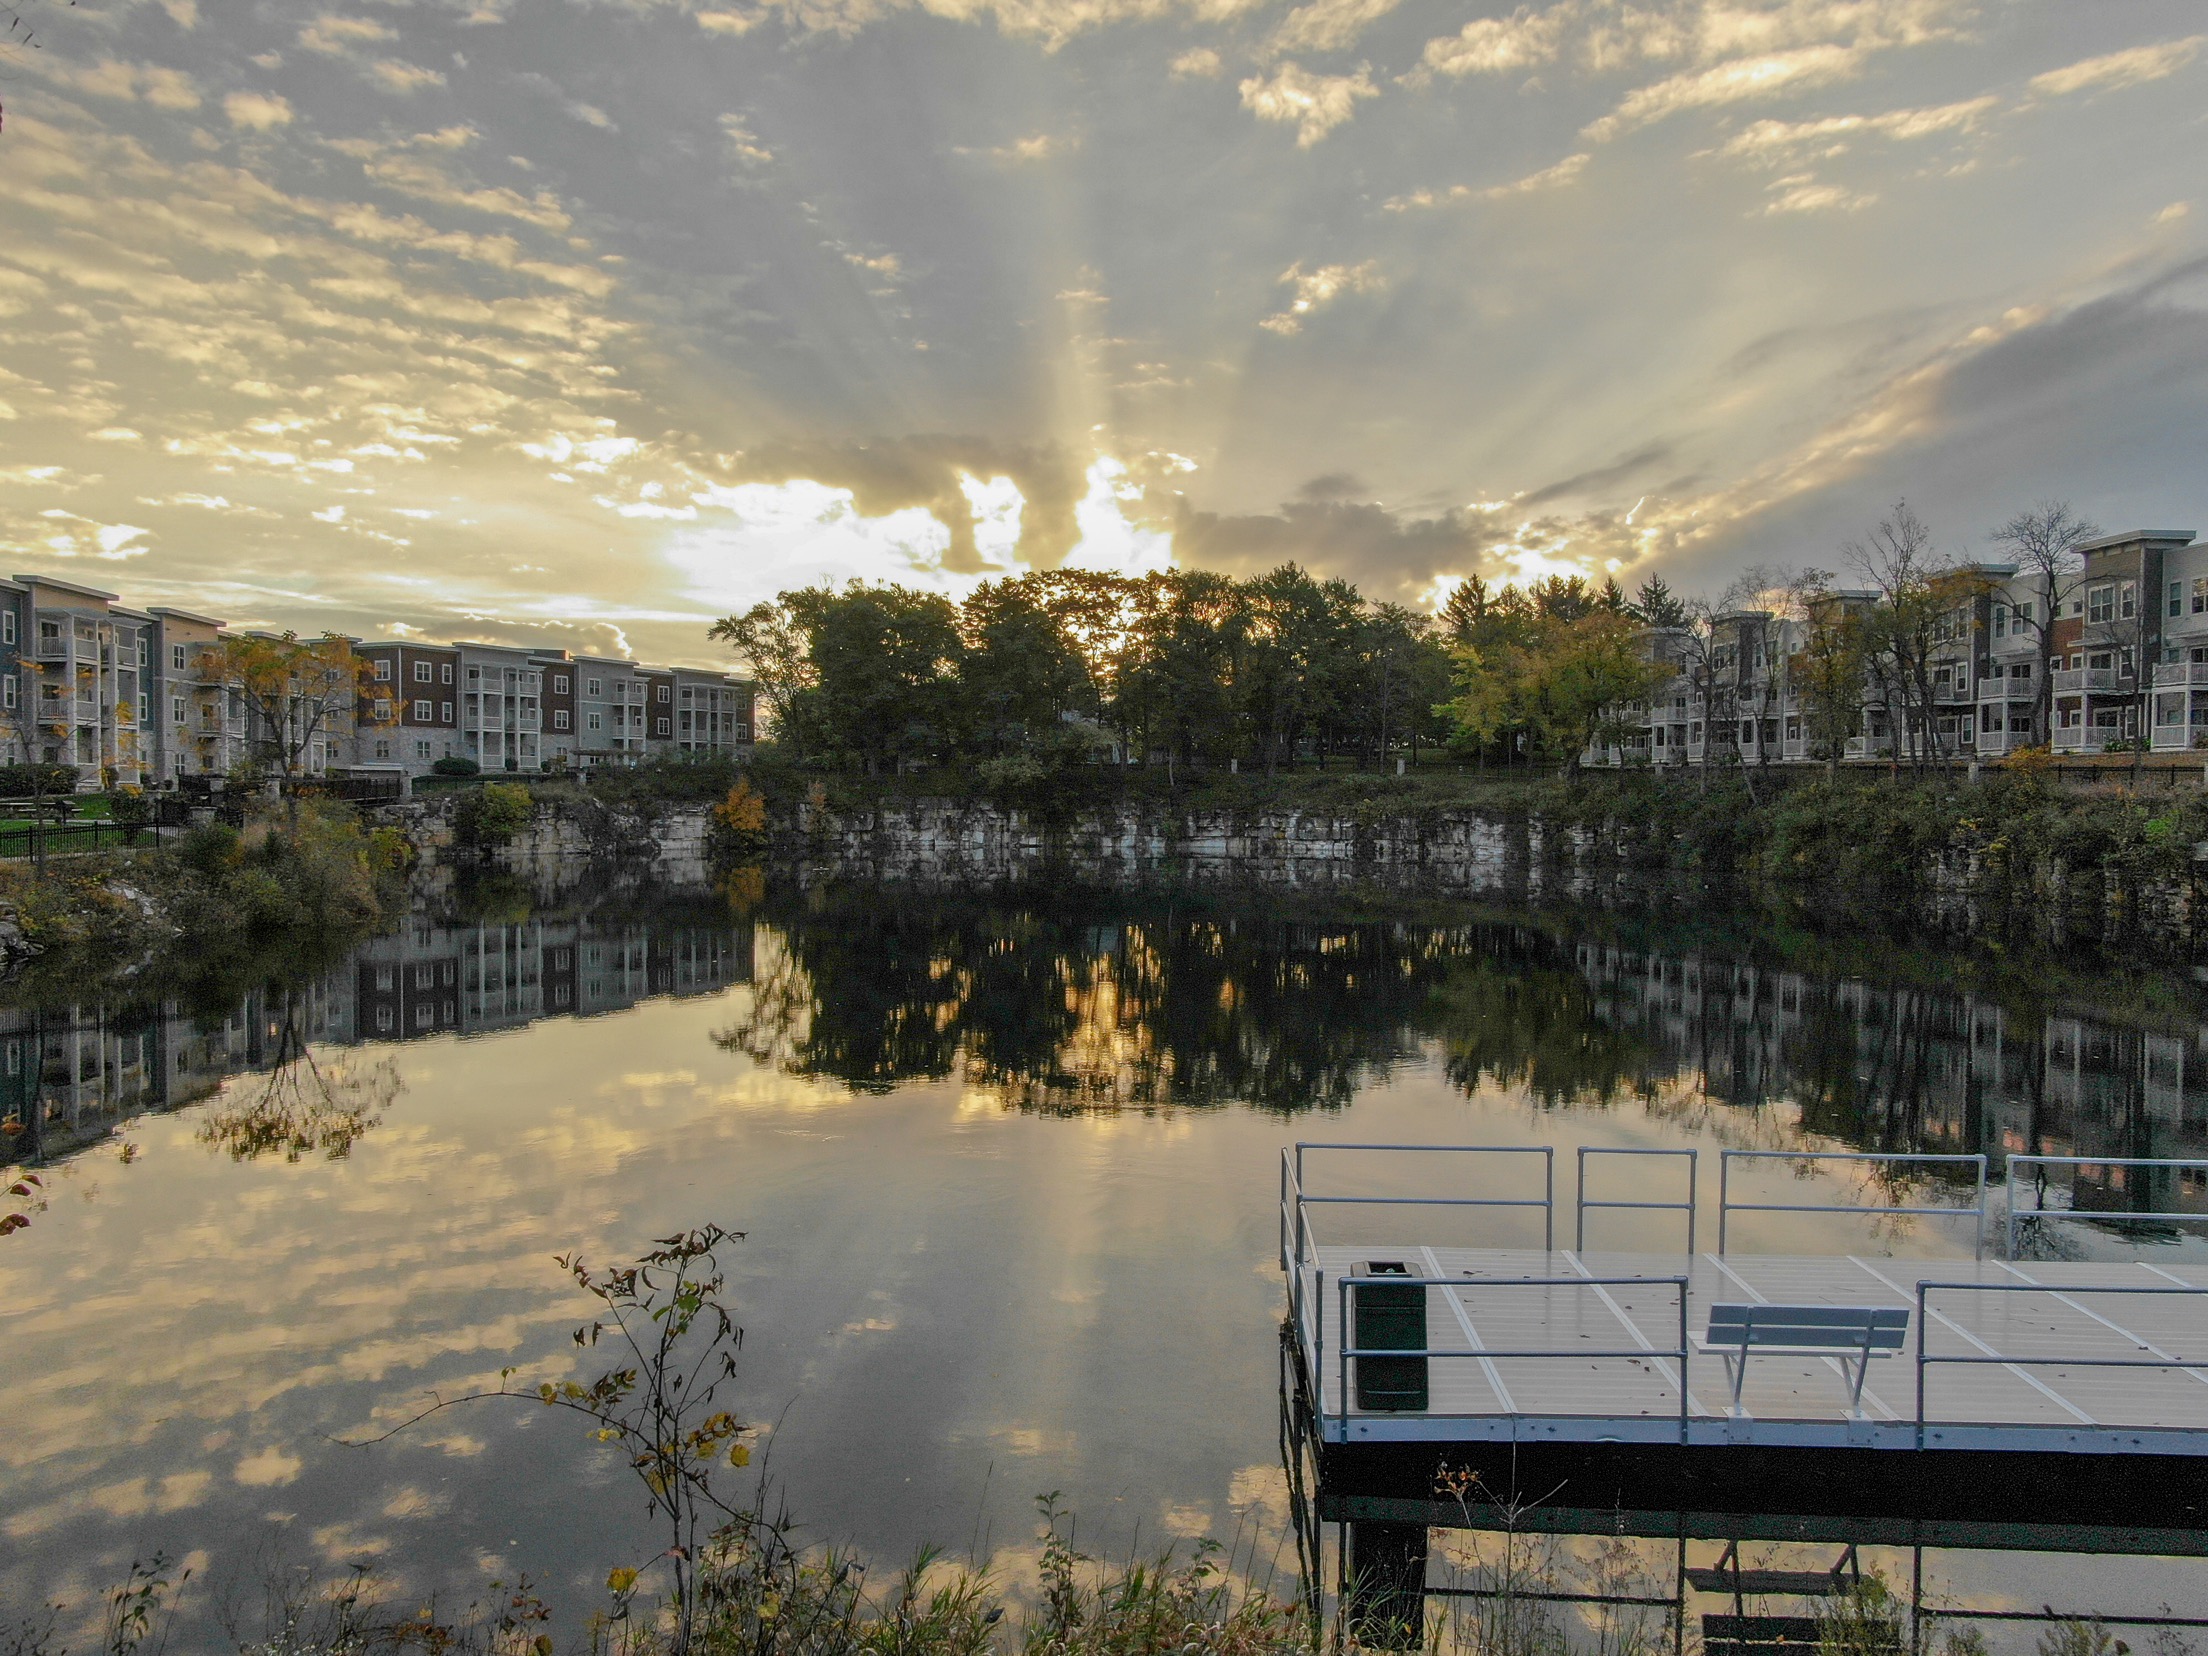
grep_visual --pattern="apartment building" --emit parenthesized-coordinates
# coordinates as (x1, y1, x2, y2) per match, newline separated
(0, 568, 755, 785)
(1592, 535, 2205, 767)
(147, 607, 241, 779)
(572, 655, 650, 766)
(0, 576, 151, 786)
(537, 654, 576, 767)
(672, 666, 754, 754)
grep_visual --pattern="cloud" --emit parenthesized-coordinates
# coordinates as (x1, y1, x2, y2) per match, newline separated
(1238, 62, 1377, 146)
(720, 115, 774, 168)
(696, 8, 762, 31)
(2029, 36, 2203, 99)
(366, 60, 450, 94)
(1168, 496, 1514, 597)
(1419, 6, 1568, 76)
(1170, 47, 1222, 78)
(1270, 0, 1403, 57)
(1714, 96, 1997, 163)
(1760, 177, 1876, 214)
(52, 60, 204, 110)
(955, 132, 1068, 163)
(298, 15, 398, 53)
(1383, 151, 1588, 211)
(1584, 44, 1864, 140)
(224, 91, 296, 130)
(1258, 261, 1383, 334)
(1297, 471, 1368, 499)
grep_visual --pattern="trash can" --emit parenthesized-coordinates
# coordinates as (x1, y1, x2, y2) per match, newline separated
(1353, 1259, 1428, 1411)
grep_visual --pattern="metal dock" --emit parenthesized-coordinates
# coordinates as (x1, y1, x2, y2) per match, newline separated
(1281, 1143, 2208, 1532)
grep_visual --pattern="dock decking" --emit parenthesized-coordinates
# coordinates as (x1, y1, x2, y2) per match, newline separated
(1283, 1143, 2208, 1461)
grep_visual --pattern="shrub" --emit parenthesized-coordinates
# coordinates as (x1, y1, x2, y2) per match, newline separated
(430, 755, 480, 777)
(106, 788, 153, 845)
(708, 779, 770, 861)
(0, 762, 79, 799)
(454, 781, 534, 849)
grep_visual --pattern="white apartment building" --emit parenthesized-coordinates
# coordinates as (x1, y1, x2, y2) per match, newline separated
(455, 642, 544, 773)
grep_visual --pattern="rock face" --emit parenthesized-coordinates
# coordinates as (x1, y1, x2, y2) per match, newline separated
(382, 791, 2204, 952)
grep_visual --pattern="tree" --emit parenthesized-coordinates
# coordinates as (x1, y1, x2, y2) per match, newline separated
(957, 577, 1093, 758)
(796, 584, 965, 774)
(1846, 502, 1988, 772)
(708, 597, 817, 754)
(1632, 574, 1689, 628)
(204, 633, 378, 814)
(1991, 501, 2100, 749)
(1439, 605, 1667, 771)
(1792, 584, 1873, 767)
(1440, 574, 1491, 643)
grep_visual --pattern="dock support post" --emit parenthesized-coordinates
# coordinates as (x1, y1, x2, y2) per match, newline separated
(1345, 1521, 1428, 1649)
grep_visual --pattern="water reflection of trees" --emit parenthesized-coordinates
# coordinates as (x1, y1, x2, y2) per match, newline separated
(718, 891, 1480, 1112)
(719, 887, 2208, 1166)
(196, 987, 401, 1162)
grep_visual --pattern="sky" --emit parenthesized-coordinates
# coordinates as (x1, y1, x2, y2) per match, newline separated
(0, 0, 2204, 666)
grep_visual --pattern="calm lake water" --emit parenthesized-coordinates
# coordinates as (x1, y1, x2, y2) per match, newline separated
(7, 881, 2208, 1642)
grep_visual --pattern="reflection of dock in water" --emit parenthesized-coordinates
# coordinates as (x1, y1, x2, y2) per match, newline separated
(1278, 1142, 2208, 1645)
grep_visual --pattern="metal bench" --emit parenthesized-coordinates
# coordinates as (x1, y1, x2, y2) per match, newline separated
(1698, 1303, 1910, 1412)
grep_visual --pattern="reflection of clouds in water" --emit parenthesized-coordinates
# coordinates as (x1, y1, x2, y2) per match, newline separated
(235, 1447, 304, 1487)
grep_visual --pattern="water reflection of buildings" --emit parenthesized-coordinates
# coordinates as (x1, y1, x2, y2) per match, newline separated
(1574, 942, 2208, 1214)
(3, 915, 750, 1166)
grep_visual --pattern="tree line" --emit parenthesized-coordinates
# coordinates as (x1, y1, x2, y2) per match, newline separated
(710, 500, 2109, 777)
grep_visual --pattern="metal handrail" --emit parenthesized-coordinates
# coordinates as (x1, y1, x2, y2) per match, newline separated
(1332, 1274, 1692, 1443)
(1293, 1142, 1556, 1252)
(2003, 1155, 2208, 1258)
(1718, 1151, 1988, 1257)
(1914, 1279, 2208, 1448)
(1576, 1146, 1697, 1252)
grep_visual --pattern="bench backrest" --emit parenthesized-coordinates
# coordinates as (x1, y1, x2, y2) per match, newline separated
(1705, 1303, 1909, 1352)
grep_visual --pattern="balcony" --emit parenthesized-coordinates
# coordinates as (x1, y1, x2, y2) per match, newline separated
(1979, 674, 2033, 701)
(2154, 662, 2208, 688)
(2051, 667, 2127, 693)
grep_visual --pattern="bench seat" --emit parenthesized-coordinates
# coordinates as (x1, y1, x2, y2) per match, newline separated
(1698, 1303, 1910, 1412)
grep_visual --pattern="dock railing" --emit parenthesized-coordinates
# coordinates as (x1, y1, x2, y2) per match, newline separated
(1576, 1146, 1698, 1252)
(1718, 1151, 1988, 1258)
(2004, 1156, 2208, 1257)
(1914, 1279, 2208, 1447)
(1329, 1273, 1693, 1444)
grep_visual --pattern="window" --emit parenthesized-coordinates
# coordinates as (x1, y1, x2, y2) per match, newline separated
(655, 716, 670, 735)
(0, 612, 13, 646)
(373, 659, 391, 681)
(2193, 579, 2208, 616)
(657, 684, 670, 703)
(374, 739, 392, 760)
(374, 698, 393, 721)
(553, 709, 571, 730)
(586, 711, 602, 731)
(2, 677, 12, 710)
(1992, 605, 2007, 639)
(2172, 581, 2185, 618)
(2088, 585, 2114, 624)
(413, 698, 432, 720)
(554, 674, 569, 693)
(441, 701, 452, 722)
(586, 678, 601, 697)
(37, 620, 58, 648)
(437, 662, 451, 684)
(171, 695, 184, 725)
(2121, 581, 2137, 620)
(415, 740, 432, 759)
(171, 642, 185, 671)
(414, 661, 432, 683)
